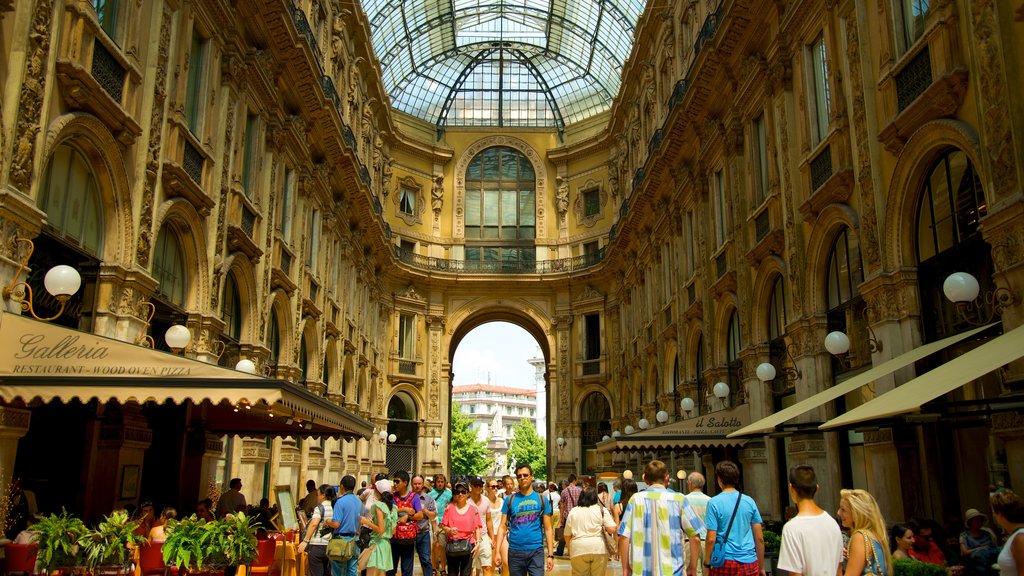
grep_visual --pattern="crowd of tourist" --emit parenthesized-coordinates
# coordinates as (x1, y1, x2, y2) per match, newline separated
(9, 462, 1020, 576)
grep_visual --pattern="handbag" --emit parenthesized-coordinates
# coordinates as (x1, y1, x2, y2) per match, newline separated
(446, 538, 473, 557)
(393, 521, 419, 544)
(357, 545, 374, 571)
(601, 508, 617, 556)
(327, 537, 357, 561)
(709, 491, 743, 568)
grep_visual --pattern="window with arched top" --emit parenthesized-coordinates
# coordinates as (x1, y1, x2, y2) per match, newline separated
(767, 277, 792, 396)
(217, 273, 243, 368)
(915, 148, 991, 342)
(695, 334, 705, 414)
(268, 309, 281, 367)
(825, 226, 868, 372)
(580, 392, 612, 472)
(464, 147, 536, 271)
(40, 144, 104, 257)
(153, 227, 187, 307)
(726, 311, 743, 406)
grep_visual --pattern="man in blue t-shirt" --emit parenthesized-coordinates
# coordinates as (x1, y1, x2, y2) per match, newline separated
(495, 464, 554, 576)
(330, 475, 362, 576)
(703, 461, 765, 576)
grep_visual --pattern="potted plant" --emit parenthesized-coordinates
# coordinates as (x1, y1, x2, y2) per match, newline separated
(894, 558, 949, 576)
(220, 512, 258, 567)
(162, 513, 259, 575)
(163, 515, 219, 573)
(762, 528, 781, 576)
(33, 511, 88, 573)
(78, 511, 147, 575)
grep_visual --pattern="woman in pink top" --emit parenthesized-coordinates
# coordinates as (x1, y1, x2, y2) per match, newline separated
(442, 482, 482, 576)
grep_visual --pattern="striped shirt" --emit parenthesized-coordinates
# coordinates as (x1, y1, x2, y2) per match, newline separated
(617, 486, 697, 576)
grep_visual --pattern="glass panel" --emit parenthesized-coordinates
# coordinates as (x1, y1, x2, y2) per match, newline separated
(483, 190, 500, 225)
(483, 247, 499, 261)
(41, 145, 103, 256)
(93, 0, 118, 41)
(154, 227, 187, 306)
(519, 191, 536, 225)
(363, 0, 646, 127)
(501, 190, 518, 225)
(465, 189, 481, 225)
(186, 32, 205, 134)
(930, 156, 955, 254)
(810, 35, 831, 144)
(903, 0, 930, 48)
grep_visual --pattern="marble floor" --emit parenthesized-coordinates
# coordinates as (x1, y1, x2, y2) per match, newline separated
(406, 556, 623, 576)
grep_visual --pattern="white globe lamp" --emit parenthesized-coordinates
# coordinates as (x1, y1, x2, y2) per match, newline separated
(656, 410, 669, 423)
(756, 362, 777, 382)
(713, 382, 730, 399)
(638, 418, 650, 430)
(824, 331, 851, 356)
(43, 265, 82, 300)
(235, 359, 258, 374)
(943, 272, 980, 303)
(624, 425, 635, 434)
(165, 324, 192, 351)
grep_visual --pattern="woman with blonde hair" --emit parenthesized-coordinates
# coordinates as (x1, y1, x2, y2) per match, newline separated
(838, 489, 892, 576)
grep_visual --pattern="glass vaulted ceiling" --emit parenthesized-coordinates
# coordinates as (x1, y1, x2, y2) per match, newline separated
(360, 0, 647, 132)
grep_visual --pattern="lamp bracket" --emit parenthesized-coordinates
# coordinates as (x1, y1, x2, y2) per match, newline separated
(3, 237, 72, 321)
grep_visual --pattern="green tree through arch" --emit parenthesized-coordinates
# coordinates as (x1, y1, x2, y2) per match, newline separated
(508, 419, 546, 480)
(450, 401, 491, 476)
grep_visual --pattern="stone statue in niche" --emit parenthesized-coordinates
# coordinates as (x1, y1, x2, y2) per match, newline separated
(555, 176, 569, 216)
(431, 174, 444, 212)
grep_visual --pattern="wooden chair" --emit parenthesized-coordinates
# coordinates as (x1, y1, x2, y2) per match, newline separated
(4, 542, 39, 576)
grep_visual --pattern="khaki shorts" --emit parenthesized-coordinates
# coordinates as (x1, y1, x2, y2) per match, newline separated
(472, 535, 493, 569)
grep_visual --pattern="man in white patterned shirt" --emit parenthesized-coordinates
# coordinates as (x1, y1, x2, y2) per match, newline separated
(618, 460, 700, 576)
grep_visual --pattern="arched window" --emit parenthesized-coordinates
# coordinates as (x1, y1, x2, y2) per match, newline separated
(40, 144, 104, 256)
(915, 149, 990, 341)
(726, 311, 742, 407)
(222, 273, 241, 340)
(387, 392, 419, 472)
(767, 277, 791, 395)
(695, 334, 705, 414)
(464, 147, 536, 270)
(824, 227, 869, 372)
(153, 227, 187, 307)
(268, 309, 281, 367)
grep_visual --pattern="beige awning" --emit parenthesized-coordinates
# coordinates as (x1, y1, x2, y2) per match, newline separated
(820, 322, 1024, 430)
(727, 323, 996, 438)
(0, 311, 373, 438)
(597, 404, 750, 452)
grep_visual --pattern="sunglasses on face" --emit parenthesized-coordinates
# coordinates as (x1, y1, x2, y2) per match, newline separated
(516, 473, 531, 479)
(488, 484, 499, 489)
(454, 489, 468, 495)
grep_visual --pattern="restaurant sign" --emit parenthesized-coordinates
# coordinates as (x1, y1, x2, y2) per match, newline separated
(638, 404, 751, 438)
(0, 311, 252, 380)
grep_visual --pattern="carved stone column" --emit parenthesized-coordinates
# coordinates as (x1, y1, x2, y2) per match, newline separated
(239, 438, 270, 502)
(551, 315, 574, 477)
(786, 432, 840, 517)
(981, 200, 1024, 387)
(91, 264, 158, 343)
(861, 429, 907, 521)
(0, 406, 30, 496)
(738, 441, 774, 518)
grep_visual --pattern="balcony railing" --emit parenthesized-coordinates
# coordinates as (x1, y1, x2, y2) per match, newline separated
(394, 246, 605, 274)
(91, 39, 125, 103)
(809, 144, 833, 191)
(241, 204, 257, 237)
(896, 46, 932, 112)
(694, 5, 722, 56)
(582, 359, 600, 376)
(398, 360, 416, 375)
(288, 4, 323, 68)
(182, 139, 205, 185)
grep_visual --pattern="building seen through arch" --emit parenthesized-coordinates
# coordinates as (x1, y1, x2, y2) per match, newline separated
(0, 0, 1021, 529)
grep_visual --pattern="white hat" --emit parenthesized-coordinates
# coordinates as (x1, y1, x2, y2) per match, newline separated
(964, 508, 987, 524)
(375, 479, 393, 494)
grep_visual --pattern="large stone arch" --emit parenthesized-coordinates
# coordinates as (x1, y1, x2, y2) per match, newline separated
(453, 136, 550, 239)
(267, 289, 294, 366)
(387, 385, 424, 420)
(683, 318, 706, 378)
(662, 337, 679, 397)
(324, 337, 341, 395)
(805, 204, 860, 315)
(573, 385, 614, 420)
(713, 292, 740, 364)
(153, 198, 209, 311)
(42, 112, 132, 265)
(884, 119, 984, 270)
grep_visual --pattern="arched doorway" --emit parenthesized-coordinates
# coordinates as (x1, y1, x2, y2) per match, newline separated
(387, 391, 418, 474)
(579, 392, 611, 474)
(448, 314, 552, 478)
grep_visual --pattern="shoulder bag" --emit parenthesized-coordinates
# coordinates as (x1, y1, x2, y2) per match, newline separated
(709, 491, 743, 568)
(859, 531, 883, 576)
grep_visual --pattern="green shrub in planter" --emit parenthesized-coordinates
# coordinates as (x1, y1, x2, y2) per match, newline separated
(162, 513, 259, 572)
(34, 511, 88, 572)
(894, 558, 948, 576)
(763, 529, 781, 557)
(79, 511, 147, 573)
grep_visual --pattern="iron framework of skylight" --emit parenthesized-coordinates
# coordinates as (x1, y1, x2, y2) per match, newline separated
(359, 0, 646, 136)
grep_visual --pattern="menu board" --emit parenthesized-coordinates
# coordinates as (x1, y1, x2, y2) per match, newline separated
(275, 485, 298, 530)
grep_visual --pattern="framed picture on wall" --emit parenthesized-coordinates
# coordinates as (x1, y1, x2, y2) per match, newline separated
(120, 465, 140, 500)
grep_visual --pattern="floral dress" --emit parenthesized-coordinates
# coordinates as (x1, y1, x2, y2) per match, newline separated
(366, 500, 398, 571)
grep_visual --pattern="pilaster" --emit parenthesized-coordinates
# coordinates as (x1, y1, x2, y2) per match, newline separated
(0, 406, 30, 500)
(239, 438, 271, 503)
